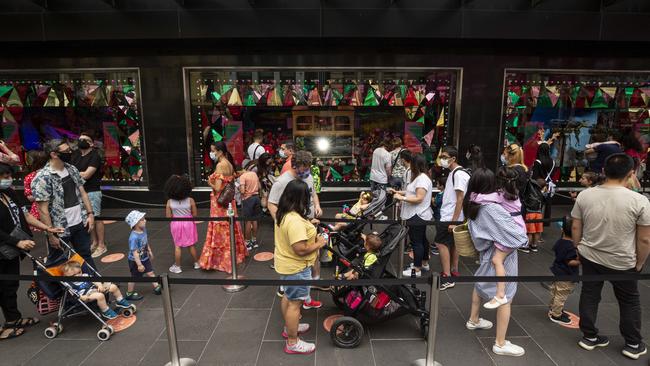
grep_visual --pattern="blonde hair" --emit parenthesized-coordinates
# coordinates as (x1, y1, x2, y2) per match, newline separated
(360, 192, 373, 202)
(505, 143, 526, 170)
(62, 261, 82, 275)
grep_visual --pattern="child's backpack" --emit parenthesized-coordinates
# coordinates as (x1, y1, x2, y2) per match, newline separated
(522, 178, 545, 212)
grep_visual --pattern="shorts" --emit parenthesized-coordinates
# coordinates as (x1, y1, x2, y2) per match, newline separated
(242, 195, 262, 217)
(280, 267, 312, 301)
(128, 259, 153, 277)
(87, 191, 102, 216)
(434, 221, 454, 247)
(525, 212, 543, 234)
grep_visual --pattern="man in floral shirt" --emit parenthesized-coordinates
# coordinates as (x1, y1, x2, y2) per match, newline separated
(32, 139, 96, 267)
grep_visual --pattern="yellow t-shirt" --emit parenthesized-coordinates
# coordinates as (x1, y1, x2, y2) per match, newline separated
(274, 211, 318, 275)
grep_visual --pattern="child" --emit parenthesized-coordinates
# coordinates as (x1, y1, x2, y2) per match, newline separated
(164, 175, 200, 274)
(432, 176, 446, 222)
(343, 233, 382, 280)
(125, 210, 161, 300)
(471, 166, 527, 309)
(238, 168, 262, 251)
(63, 261, 132, 319)
(548, 217, 579, 325)
(570, 172, 602, 201)
(329, 192, 373, 232)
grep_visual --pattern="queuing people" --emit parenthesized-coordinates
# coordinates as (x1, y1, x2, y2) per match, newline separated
(254, 153, 275, 212)
(71, 132, 106, 258)
(273, 179, 326, 355)
(23, 150, 48, 220)
(280, 141, 296, 175)
(548, 217, 579, 326)
(464, 168, 528, 357)
(32, 139, 96, 268)
(199, 142, 247, 273)
(164, 175, 200, 274)
(369, 138, 392, 191)
(390, 154, 433, 278)
(531, 142, 556, 233)
(245, 129, 265, 167)
(0, 162, 63, 340)
(569, 172, 602, 201)
(400, 149, 413, 185)
(619, 130, 644, 191)
(435, 146, 470, 290)
(503, 143, 538, 253)
(389, 137, 407, 189)
(239, 165, 261, 251)
(572, 153, 650, 360)
(125, 210, 162, 300)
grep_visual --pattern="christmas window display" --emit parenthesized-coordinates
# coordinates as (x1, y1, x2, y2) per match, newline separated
(502, 70, 650, 185)
(0, 69, 145, 183)
(186, 68, 460, 185)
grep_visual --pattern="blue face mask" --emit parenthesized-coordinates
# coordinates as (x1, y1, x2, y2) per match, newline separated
(297, 169, 310, 180)
(0, 179, 12, 190)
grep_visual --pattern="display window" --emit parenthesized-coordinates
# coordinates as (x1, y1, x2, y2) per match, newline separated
(0, 69, 145, 184)
(502, 69, 650, 185)
(184, 68, 461, 185)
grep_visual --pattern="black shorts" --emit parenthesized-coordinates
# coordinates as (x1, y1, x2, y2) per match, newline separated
(242, 195, 262, 217)
(129, 259, 154, 277)
(434, 222, 454, 247)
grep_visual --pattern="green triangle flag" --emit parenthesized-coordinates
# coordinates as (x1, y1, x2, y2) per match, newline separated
(398, 85, 407, 100)
(364, 88, 378, 106)
(331, 88, 343, 106)
(0, 86, 13, 97)
(221, 84, 233, 95)
(417, 114, 425, 124)
(591, 89, 608, 108)
(211, 129, 223, 142)
(508, 91, 520, 106)
(330, 167, 342, 181)
(344, 84, 355, 96)
(570, 85, 581, 103)
(625, 87, 634, 105)
(211, 91, 221, 101)
(244, 92, 256, 107)
(512, 115, 519, 127)
(123, 85, 135, 94)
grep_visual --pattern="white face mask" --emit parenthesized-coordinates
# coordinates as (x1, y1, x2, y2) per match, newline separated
(209, 151, 218, 161)
(500, 155, 507, 165)
(0, 179, 12, 190)
(279, 149, 287, 158)
(440, 158, 450, 169)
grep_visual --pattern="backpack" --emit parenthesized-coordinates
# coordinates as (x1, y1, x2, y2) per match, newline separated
(451, 167, 471, 186)
(536, 159, 556, 198)
(522, 177, 545, 212)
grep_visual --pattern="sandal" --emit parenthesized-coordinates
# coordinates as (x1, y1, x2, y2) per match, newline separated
(5, 317, 40, 328)
(0, 327, 24, 340)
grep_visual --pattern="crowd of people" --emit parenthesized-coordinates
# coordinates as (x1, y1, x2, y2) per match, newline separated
(0, 129, 649, 363)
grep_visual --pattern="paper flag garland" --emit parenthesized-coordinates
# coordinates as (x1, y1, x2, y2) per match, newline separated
(0, 86, 12, 97)
(227, 87, 242, 106)
(404, 88, 418, 107)
(640, 88, 650, 106)
(630, 89, 645, 108)
(436, 109, 445, 127)
(364, 88, 378, 106)
(308, 88, 322, 106)
(531, 86, 540, 98)
(6, 89, 22, 107)
(537, 91, 553, 107)
(44, 88, 60, 107)
(508, 91, 520, 107)
(283, 87, 295, 107)
(423, 128, 435, 147)
(590, 88, 608, 108)
(601, 87, 617, 100)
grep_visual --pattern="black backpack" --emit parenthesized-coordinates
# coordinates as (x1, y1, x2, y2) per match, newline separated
(522, 178, 545, 212)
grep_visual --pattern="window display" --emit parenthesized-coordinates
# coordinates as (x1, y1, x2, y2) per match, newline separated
(0, 69, 145, 184)
(185, 68, 461, 185)
(502, 69, 650, 185)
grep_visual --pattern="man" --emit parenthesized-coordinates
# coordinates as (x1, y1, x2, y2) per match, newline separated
(279, 141, 295, 175)
(585, 133, 622, 174)
(268, 150, 325, 304)
(435, 146, 469, 290)
(32, 139, 96, 268)
(369, 138, 392, 191)
(71, 132, 105, 258)
(572, 153, 650, 360)
(244, 129, 265, 167)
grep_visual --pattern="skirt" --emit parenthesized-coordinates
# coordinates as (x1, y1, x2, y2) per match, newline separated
(170, 216, 198, 247)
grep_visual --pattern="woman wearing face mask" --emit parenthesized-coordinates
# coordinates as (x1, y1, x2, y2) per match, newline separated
(199, 142, 247, 273)
(0, 163, 64, 340)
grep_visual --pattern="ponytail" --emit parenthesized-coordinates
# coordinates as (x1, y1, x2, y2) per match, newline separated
(496, 166, 519, 201)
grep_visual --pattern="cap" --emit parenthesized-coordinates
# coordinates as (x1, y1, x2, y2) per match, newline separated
(125, 210, 146, 229)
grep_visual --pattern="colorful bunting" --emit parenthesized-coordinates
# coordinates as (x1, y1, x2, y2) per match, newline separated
(436, 109, 445, 127)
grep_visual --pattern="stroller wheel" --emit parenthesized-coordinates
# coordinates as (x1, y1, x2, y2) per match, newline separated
(107, 325, 114, 335)
(121, 308, 133, 317)
(330, 316, 364, 348)
(44, 326, 58, 339)
(97, 328, 111, 341)
(54, 322, 63, 334)
(420, 318, 429, 340)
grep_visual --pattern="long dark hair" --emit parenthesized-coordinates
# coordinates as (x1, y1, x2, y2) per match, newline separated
(256, 152, 272, 179)
(276, 180, 311, 227)
(467, 144, 485, 171)
(462, 168, 497, 220)
(496, 166, 519, 201)
(211, 141, 235, 168)
(410, 154, 428, 183)
(536, 143, 553, 173)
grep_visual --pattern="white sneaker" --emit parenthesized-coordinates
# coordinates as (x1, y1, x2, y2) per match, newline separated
(421, 263, 430, 271)
(169, 265, 182, 274)
(483, 296, 508, 310)
(493, 340, 525, 357)
(466, 318, 493, 330)
(193, 262, 201, 270)
(284, 339, 316, 355)
(402, 268, 422, 277)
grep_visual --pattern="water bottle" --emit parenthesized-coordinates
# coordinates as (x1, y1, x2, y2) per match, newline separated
(227, 203, 234, 217)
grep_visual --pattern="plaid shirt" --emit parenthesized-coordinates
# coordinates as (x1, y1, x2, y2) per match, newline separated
(31, 162, 87, 237)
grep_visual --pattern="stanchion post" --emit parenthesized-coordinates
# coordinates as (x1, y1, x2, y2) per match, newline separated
(223, 215, 246, 293)
(413, 275, 442, 366)
(162, 274, 196, 366)
(398, 219, 406, 278)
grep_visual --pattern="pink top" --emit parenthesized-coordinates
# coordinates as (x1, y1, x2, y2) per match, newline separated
(471, 191, 525, 231)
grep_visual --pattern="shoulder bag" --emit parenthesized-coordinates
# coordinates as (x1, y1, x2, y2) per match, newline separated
(0, 194, 32, 260)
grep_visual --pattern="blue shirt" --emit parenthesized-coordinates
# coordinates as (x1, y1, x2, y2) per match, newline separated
(551, 238, 578, 276)
(591, 143, 622, 173)
(433, 192, 443, 221)
(128, 230, 149, 262)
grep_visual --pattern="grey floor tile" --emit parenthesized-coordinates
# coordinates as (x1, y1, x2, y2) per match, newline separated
(371, 339, 426, 366)
(25, 339, 100, 366)
(227, 285, 276, 309)
(533, 335, 617, 366)
(477, 337, 555, 366)
(367, 316, 422, 340)
(264, 295, 318, 342)
(595, 335, 650, 365)
(0, 327, 53, 366)
(139, 340, 207, 366)
(256, 341, 315, 366)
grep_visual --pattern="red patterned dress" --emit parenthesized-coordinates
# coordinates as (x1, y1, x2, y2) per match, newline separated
(199, 173, 247, 273)
(23, 170, 40, 219)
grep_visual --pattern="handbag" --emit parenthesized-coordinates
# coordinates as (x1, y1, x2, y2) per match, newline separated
(217, 180, 236, 208)
(452, 223, 477, 257)
(0, 225, 32, 260)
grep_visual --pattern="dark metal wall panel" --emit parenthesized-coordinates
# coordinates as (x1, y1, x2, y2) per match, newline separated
(601, 12, 650, 41)
(0, 13, 44, 41)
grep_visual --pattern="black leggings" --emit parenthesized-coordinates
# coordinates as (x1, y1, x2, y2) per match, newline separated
(407, 215, 430, 267)
(0, 257, 21, 323)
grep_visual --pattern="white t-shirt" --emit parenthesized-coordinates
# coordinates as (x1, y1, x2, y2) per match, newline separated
(369, 147, 392, 184)
(401, 173, 433, 220)
(247, 142, 264, 161)
(54, 167, 83, 227)
(440, 167, 470, 222)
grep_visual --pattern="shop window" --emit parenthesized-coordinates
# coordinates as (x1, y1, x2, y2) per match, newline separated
(185, 68, 461, 185)
(502, 69, 650, 185)
(0, 69, 146, 184)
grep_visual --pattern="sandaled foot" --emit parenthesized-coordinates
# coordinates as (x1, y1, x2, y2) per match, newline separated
(0, 327, 24, 340)
(5, 317, 39, 328)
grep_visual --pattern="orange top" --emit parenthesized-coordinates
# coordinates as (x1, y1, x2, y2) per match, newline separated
(239, 171, 260, 200)
(281, 158, 293, 175)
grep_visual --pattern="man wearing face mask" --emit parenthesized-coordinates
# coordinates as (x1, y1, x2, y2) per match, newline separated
(31, 139, 96, 268)
(71, 132, 106, 258)
(279, 141, 295, 175)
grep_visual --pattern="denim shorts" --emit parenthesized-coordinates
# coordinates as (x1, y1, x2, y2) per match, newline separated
(87, 191, 102, 216)
(280, 267, 312, 301)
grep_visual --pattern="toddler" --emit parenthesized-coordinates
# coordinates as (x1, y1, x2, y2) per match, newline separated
(343, 233, 382, 280)
(125, 210, 161, 301)
(432, 176, 446, 222)
(548, 217, 579, 325)
(63, 261, 132, 319)
(329, 192, 373, 232)
(570, 172, 602, 201)
(164, 175, 200, 274)
(472, 166, 527, 309)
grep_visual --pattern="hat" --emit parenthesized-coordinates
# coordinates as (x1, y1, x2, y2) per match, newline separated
(125, 210, 146, 229)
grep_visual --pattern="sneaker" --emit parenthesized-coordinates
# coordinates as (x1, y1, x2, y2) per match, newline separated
(493, 340, 525, 357)
(277, 287, 285, 298)
(530, 245, 539, 253)
(430, 247, 439, 256)
(518, 247, 530, 254)
(126, 292, 144, 301)
(281, 323, 310, 338)
(115, 298, 132, 309)
(578, 335, 610, 351)
(402, 267, 422, 278)
(168, 264, 182, 274)
(284, 339, 316, 355)
(421, 263, 430, 272)
(466, 318, 493, 330)
(153, 285, 162, 295)
(193, 262, 201, 270)
(91, 246, 107, 258)
(245, 241, 254, 251)
(622, 343, 647, 360)
(440, 274, 455, 290)
(549, 312, 571, 325)
(484, 296, 508, 309)
(251, 240, 259, 249)
(302, 299, 323, 310)
(101, 308, 119, 320)
(451, 270, 461, 277)
(270, 263, 275, 270)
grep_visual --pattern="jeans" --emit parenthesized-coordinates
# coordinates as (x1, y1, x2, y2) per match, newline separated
(579, 257, 642, 345)
(280, 267, 312, 301)
(407, 215, 429, 267)
(0, 257, 21, 322)
(48, 223, 96, 269)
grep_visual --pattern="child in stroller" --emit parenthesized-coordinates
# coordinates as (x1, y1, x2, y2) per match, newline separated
(62, 261, 133, 320)
(342, 233, 382, 280)
(329, 192, 373, 232)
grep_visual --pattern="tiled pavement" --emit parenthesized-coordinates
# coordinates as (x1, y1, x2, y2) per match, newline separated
(4, 206, 650, 366)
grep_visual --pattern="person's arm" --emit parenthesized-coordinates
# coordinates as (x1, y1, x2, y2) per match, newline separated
(291, 235, 327, 256)
(312, 191, 322, 218)
(635, 225, 650, 271)
(384, 162, 392, 178)
(132, 249, 145, 272)
(0, 140, 20, 165)
(78, 186, 95, 232)
(148, 244, 154, 260)
(451, 189, 465, 221)
(209, 165, 225, 192)
(165, 200, 172, 218)
(584, 148, 596, 155)
(567, 258, 581, 267)
(571, 218, 583, 248)
(38, 201, 62, 249)
(24, 212, 63, 234)
(78, 155, 99, 180)
(190, 198, 198, 217)
(396, 187, 426, 204)
(268, 203, 278, 221)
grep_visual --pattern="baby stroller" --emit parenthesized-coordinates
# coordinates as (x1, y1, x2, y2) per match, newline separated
(23, 237, 136, 341)
(324, 223, 430, 348)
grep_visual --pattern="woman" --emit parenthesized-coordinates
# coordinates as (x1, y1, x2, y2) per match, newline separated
(389, 137, 407, 189)
(0, 163, 63, 340)
(274, 180, 326, 355)
(463, 168, 528, 357)
(466, 144, 486, 171)
(531, 142, 555, 233)
(503, 143, 537, 252)
(619, 129, 644, 191)
(23, 150, 48, 220)
(255, 153, 276, 211)
(391, 154, 433, 277)
(199, 142, 247, 273)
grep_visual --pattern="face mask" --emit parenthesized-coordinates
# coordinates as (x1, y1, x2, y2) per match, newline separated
(440, 158, 450, 169)
(500, 155, 507, 165)
(58, 152, 72, 163)
(209, 151, 218, 161)
(465, 151, 472, 160)
(78, 140, 91, 150)
(297, 169, 310, 180)
(279, 150, 287, 158)
(0, 179, 12, 190)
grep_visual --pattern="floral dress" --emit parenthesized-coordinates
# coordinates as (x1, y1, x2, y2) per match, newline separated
(23, 170, 40, 220)
(199, 173, 247, 273)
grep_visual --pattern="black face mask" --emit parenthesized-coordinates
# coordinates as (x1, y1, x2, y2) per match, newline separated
(58, 152, 72, 163)
(78, 140, 91, 150)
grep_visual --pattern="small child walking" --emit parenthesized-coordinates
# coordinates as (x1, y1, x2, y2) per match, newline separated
(164, 175, 200, 274)
(548, 217, 579, 325)
(125, 210, 161, 301)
